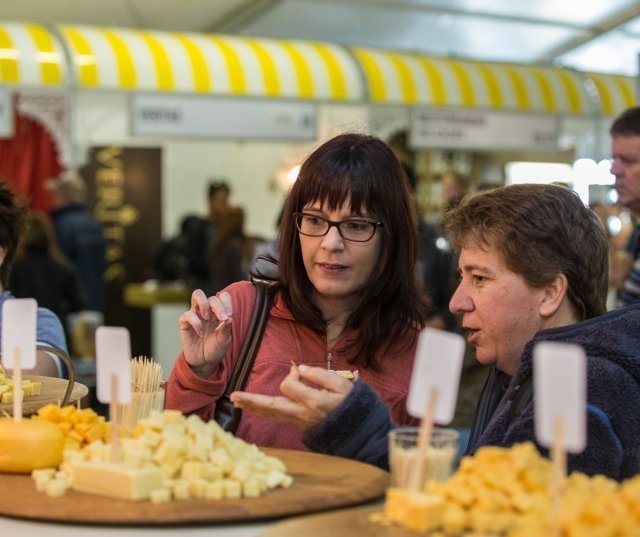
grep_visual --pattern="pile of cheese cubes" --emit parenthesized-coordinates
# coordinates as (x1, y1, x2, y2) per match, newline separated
(32, 409, 293, 503)
(0, 364, 42, 404)
(33, 404, 110, 451)
(385, 442, 640, 536)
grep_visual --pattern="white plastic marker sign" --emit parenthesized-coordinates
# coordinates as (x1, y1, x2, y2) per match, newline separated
(96, 326, 132, 404)
(534, 341, 586, 453)
(1, 298, 37, 369)
(407, 328, 465, 423)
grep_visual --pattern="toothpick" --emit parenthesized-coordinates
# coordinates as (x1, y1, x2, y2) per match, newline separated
(110, 373, 121, 464)
(550, 416, 566, 537)
(409, 387, 438, 493)
(117, 356, 164, 431)
(12, 347, 22, 423)
(215, 318, 231, 332)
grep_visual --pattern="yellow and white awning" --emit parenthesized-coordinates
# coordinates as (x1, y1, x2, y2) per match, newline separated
(585, 73, 636, 117)
(0, 23, 66, 87)
(352, 47, 594, 115)
(57, 25, 364, 101)
(0, 22, 635, 117)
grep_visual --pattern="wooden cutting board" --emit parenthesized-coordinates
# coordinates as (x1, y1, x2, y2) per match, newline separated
(0, 448, 389, 525)
(0, 375, 89, 417)
(260, 504, 415, 537)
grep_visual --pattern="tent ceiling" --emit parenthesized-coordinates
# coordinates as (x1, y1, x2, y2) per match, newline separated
(2, 0, 640, 77)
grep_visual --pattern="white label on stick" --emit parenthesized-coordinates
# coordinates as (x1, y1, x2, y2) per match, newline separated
(534, 341, 586, 453)
(2, 298, 37, 369)
(407, 328, 465, 423)
(96, 326, 132, 404)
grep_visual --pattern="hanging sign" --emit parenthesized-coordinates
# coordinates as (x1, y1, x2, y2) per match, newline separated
(131, 94, 316, 140)
(0, 89, 13, 138)
(410, 107, 558, 151)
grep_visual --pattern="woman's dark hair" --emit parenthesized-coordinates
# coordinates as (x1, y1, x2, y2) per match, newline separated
(444, 183, 608, 320)
(0, 180, 27, 289)
(277, 133, 429, 369)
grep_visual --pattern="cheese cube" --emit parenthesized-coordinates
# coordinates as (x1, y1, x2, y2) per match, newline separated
(188, 479, 207, 499)
(243, 480, 261, 498)
(171, 480, 190, 500)
(46, 478, 70, 498)
(222, 479, 242, 499)
(204, 480, 224, 500)
(385, 487, 444, 533)
(209, 447, 233, 473)
(181, 461, 204, 480)
(70, 461, 163, 501)
(150, 488, 171, 504)
(1, 390, 23, 404)
(201, 463, 223, 481)
(266, 469, 292, 489)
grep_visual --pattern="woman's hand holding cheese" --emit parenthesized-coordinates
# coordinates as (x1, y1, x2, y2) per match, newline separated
(180, 289, 233, 378)
(230, 364, 354, 429)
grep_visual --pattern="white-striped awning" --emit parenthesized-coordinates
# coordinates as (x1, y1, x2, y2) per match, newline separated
(352, 47, 594, 115)
(585, 73, 636, 117)
(1, 22, 635, 117)
(56, 25, 364, 101)
(0, 23, 66, 88)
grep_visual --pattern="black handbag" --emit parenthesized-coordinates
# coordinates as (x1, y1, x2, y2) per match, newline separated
(213, 278, 273, 433)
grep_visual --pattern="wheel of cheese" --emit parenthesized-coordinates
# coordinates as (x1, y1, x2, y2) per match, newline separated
(0, 418, 64, 473)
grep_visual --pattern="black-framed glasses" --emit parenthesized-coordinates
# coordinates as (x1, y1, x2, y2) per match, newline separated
(294, 212, 382, 242)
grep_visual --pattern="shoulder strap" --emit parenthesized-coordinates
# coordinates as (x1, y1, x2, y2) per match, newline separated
(224, 278, 273, 394)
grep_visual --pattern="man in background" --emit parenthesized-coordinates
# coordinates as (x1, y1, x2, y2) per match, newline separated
(181, 179, 232, 295)
(610, 107, 640, 306)
(47, 172, 107, 314)
(207, 179, 231, 225)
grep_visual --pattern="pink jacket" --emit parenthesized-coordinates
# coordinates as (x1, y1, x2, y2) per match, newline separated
(165, 280, 419, 450)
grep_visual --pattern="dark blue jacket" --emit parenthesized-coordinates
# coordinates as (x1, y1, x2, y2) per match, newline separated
(469, 303, 640, 480)
(50, 203, 106, 312)
(303, 303, 640, 480)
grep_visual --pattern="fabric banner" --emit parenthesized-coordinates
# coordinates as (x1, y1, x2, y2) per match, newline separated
(81, 146, 162, 358)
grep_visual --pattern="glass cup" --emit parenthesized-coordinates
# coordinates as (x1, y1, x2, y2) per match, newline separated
(388, 426, 459, 490)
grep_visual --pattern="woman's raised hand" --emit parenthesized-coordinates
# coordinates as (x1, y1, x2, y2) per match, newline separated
(230, 364, 354, 429)
(179, 289, 233, 377)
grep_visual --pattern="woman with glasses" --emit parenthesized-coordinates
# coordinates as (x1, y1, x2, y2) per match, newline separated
(165, 132, 430, 450)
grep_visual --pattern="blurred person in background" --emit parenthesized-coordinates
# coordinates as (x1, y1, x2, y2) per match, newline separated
(250, 203, 285, 280)
(0, 179, 70, 377)
(386, 130, 455, 330)
(47, 172, 106, 314)
(181, 180, 232, 295)
(610, 107, 640, 306)
(165, 133, 430, 450)
(152, 214, 203, 285)
(207, 179, 231, 225)
(405, 164, 455, 331)
(442, 170, 471, 212)
(10, 210, 84, 347)
(208, 206, 248, 294)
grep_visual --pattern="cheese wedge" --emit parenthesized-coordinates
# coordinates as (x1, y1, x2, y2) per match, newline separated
(69, 461, 163, 500)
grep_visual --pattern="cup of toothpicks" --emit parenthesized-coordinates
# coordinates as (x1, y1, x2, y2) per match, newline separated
(115, 356, 164, 432)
